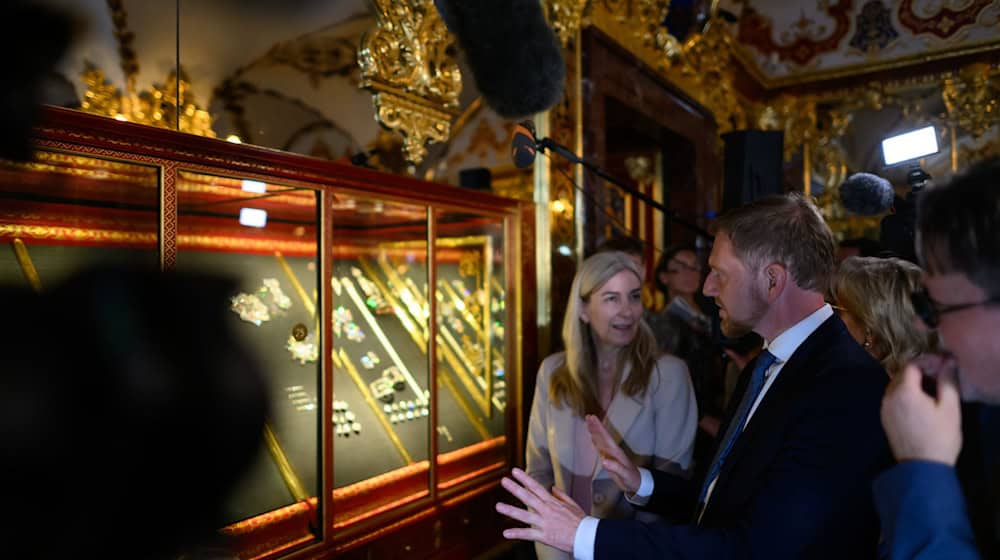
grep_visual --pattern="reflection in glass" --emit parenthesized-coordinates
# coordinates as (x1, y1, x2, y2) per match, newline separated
(174, 170, 321, 542)
(434, 211, 508, 488)
(330, 195, 431, 526)
(0, 150, 159, 286)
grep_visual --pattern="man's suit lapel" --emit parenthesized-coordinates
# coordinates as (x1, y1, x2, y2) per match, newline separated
(711, 316, 846, 502)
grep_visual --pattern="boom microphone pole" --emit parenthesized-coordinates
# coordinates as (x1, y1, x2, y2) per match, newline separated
(512, 121, 714, 240)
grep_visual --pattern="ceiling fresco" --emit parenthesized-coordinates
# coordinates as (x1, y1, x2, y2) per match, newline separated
(718, 0, 1000, 86)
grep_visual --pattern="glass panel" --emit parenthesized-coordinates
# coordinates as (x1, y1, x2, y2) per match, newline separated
(0, 150, 159, 286)
(434, 211, 507, 489)
(174, 170, 321, 545)
(330, 195, 430, 526)
(45, 1, 182, 130)
(178, 0, 378, 154)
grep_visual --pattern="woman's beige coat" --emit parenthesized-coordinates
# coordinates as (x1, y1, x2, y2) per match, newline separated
(525, 352, 698, 560)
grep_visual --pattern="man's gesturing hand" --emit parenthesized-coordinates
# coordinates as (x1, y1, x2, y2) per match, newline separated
(495, 468, 585, 553)
(586, 414, 641, 494)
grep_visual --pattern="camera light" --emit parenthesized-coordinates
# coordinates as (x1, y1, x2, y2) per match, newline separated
(881, 126, 938, 166)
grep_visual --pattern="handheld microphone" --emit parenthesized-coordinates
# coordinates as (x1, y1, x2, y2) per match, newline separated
(511, 120, 538, 168)
(839, 172, 894, 216)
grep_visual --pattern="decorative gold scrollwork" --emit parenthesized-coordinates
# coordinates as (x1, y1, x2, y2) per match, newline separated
(359, 0, 461, 165)
(679, 20, 746, 133)
(633, 0, 679, 64)
(943, 63, 1000, 139)
(546, 0, 591, 48)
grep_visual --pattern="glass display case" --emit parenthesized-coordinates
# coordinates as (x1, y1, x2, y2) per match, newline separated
(1, 107, 533, 559)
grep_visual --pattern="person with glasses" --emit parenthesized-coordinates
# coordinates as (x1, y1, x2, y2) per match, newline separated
(875, 157, 1000, 559)
(497, 193, 891, 559)
(830, 255, 935, 375)
(647, 244, 726, 472)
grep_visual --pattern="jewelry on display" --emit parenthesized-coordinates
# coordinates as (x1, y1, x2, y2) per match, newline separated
(291, 323, 308, 341)
(351, 266, 392, 314)
(261, 278, 293, 311)
(286, 334, 319, 365)
(274, 252, 314, 317)
(344, 321, 365, 342)
(360, 351, 381, 370)
(332, 348, 412, 462)
(436, 425, 454, 443)
(369, 377, 394, 403)
(360, 257, 427, 346)
(230, 292, 270, 325)
(342, 276, 425, 397)
(382, 366, 406, 391)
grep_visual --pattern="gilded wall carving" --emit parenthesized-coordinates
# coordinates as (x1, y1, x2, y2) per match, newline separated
(359, 0, 461, 165)
(943, 63, 1000, 139)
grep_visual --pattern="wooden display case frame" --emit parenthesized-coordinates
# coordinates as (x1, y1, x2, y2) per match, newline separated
(17, 107, 537, 559)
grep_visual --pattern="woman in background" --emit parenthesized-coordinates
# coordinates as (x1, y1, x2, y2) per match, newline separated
(526, 251, 697, 560)
(831, 255, 935, 375)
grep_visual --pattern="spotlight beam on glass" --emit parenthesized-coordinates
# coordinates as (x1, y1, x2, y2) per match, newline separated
(881, 126, 938, 166)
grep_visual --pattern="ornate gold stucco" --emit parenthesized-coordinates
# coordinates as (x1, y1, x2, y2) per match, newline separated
(359, 0, 461, 165)
(943, 63, 1000, 139)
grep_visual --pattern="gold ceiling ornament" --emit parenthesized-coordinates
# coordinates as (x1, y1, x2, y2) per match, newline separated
(545, 0, 591, 48)
(359, 0, 461, 165)
(757, 95, 817, 161)
(633, 0, 682, 66)
(78, 0, 216, 137)
(79, 63, 216, 138)
(678, 19, 746, 133)
(943, 63, 1000, 139)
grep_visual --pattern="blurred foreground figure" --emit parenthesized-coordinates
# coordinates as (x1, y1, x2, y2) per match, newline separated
(0, 265, 269, 558)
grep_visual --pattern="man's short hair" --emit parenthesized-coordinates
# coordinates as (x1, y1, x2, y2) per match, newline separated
(595, 236, 645, 258)
(917, 157, 1000, 297)
(716, 192, 836, 293)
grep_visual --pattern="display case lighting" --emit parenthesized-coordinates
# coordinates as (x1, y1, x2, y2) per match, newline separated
(239, 207, 268, 228)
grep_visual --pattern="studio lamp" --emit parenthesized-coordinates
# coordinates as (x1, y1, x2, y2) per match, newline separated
(878, 125, 939, 262)
(881, 125, 938, 191)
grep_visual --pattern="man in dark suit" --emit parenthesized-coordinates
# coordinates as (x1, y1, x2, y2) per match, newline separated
(496, 193, 892, 558)
(874, 158, 1000, 559)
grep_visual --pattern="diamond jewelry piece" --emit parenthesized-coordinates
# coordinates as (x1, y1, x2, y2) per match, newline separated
(261, 278, 293, 311)
(286, 335, 318, 365)
(345, 322, 365, 342)
(345, 411, 356, 422)
(405, 411, 414, 420)
(352, 422, 361, 434)
(420, 407, 429, 417)
(230, 293, 270, 325)
(383, 404, 392, 414)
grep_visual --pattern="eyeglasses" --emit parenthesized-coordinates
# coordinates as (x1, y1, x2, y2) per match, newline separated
(910, 288, 1000, 328)
(666, 261, 702, 274)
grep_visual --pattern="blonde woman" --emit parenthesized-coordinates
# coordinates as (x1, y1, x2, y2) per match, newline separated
(831, 256, 935, 375)
(525, 251, 697, 560)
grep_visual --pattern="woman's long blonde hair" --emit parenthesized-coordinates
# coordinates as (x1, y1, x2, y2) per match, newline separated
(550, 251, 658, 416)
(832, 256, 934, 374)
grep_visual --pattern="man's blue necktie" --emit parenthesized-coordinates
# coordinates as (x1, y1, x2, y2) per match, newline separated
(697, 349, 778, 508)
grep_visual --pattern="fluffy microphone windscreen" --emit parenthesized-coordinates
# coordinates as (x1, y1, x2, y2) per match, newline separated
(0, 1, 75, 160)
(839, 172, 894, 216)
(435, 0, 566, 119)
